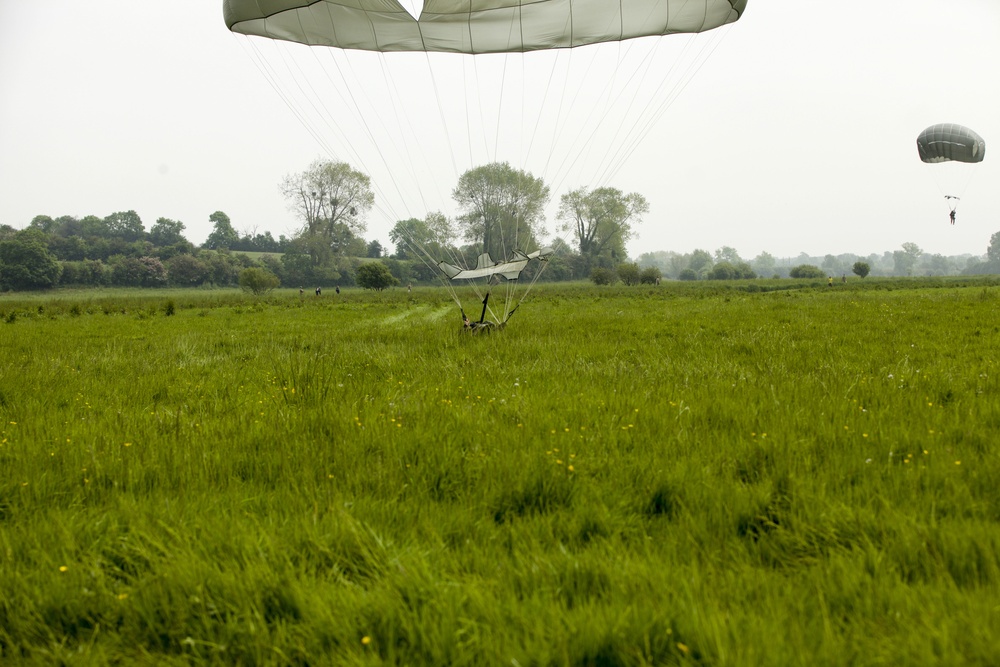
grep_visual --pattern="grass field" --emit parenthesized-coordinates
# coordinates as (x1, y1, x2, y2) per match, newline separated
(2, 279, 1000, 665)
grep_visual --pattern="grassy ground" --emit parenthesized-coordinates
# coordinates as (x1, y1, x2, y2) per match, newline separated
(2, 279, 1000, 665)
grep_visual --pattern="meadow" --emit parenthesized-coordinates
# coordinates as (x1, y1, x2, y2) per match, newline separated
(2, 278, 1000, 666)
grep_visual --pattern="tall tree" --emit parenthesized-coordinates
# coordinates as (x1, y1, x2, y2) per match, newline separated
(204, 211, 239, 250)
(987, 231, 1000, 264)
(389, 212, 454, 260)
(150, 217, 188, 247)
(453, 162, 549, 261)
(281, 159, 374, 241)
(104, 210, 145, 242)
(557, 186, 647, 268)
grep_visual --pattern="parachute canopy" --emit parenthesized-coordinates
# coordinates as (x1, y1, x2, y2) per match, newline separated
(224, 0, 748, 54)
(917, 124, 986, 164)
(439, 247, 554, 281)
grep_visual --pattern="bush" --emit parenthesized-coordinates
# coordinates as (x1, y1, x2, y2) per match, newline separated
(355, 261, 399, 291)
(789, 264, 825, 279)
(639, 267, 662, 285)
(239, 267, 281, 296)
(678, 268, 698, 281)
(616, 262, 641, 286)
(590, 267, 615, 285)
(707, 261, 738, 280)
(852, 261, 871, 279)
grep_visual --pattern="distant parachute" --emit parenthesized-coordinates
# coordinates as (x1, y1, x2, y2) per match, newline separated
(916, 124, 985, 222)
(917, 124, 986, 164)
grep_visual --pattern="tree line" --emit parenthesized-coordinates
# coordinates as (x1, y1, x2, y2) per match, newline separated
(4, 157, 999, 291)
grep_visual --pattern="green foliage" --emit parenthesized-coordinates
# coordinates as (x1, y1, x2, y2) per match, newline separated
(616, 262, 641, 286)
(789, 264, 825, 279)
(639, 266, 661, 285)
(853, 261, 871, 278)
(590, 266, 615, 285)
(203, 211, 239, 250)
(557, 186, 648, 264)
(0, 229, 62, 290)
(166, 254, 208, 287)
(678, 268, 698, 281)
(453, 162, 548, 261)
(355, 261, 399, 290)
(239, 267, 281, 296)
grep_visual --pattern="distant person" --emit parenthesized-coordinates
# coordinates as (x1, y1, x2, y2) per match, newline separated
(299, 287, 304, 297)
(315, 286, 321, 296)
(335, 285, 340, 295)
(828, 276, 833, 287)
(950, 209, 957, 225)
(407, 283, 412, 293)
(841, 274, 846, 283)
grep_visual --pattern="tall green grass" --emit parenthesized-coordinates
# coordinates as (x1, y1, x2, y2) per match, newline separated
(2, 280, 1000, 665)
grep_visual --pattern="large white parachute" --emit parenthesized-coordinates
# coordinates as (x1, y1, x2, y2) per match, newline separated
(225, 1, 748, 324)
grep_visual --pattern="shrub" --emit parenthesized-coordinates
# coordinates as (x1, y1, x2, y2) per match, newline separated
(678, 268, 698, 281)
(590, 267, 615, 285)
(355, 262, 399, 291)
(616, 262, 641, 286)
(239, 267, 281, 296)
(852, 261, 871, 279)
(639, 267, 662, 285)
(789, 264, 825, 279)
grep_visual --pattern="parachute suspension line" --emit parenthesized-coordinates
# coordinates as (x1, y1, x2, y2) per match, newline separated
(422, 51, 464, 193)
(373, 52, 443, 217)
(239, 38, 339, 160)
(541, 44, 608, 194)
(310, 46, 414, 223)
(527, 48, 569, 179)
(604, 24, 733, 184)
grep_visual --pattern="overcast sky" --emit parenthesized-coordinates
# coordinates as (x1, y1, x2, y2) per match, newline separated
(2, 1, 998, 261)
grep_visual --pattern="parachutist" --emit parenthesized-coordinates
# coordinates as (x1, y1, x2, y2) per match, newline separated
(950, 210, 956, 225)
(462, 315, 501, 334)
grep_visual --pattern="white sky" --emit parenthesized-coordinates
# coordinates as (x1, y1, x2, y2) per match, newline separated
(1, 1, 998, 261)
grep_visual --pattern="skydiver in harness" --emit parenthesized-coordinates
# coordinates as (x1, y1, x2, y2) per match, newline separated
(946, 195, 959, 225)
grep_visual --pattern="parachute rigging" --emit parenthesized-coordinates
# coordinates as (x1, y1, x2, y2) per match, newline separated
(225, 1, 748, 323)
(916, 123, 986, 223)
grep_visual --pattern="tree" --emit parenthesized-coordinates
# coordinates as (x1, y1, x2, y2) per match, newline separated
(617, 262, 641, 286)
(281, 159, 374, 242)
(150, 218, 188, 247)
(987, 231, 1000, 264)
(104, 210, 146, 242)
(687, 249, 713, 277)
(558, 187, 648, 269)
(355, 261, 399, 291)
(707, 261, 738, 280)
(366, 240, 384, 258)
(590, 267, 615, 285)
(453, 162, 549, 261)
(639, 266, 662, 285)
(789, 264, 824, 279)
(204, 211, 239, 250)
(239, 267, 281, 295)
(751, 252, 776, 278)
(893, 242, 922, 276)
(389, 212, 454, 259)
(0, 230, 62, 290)
(714, 246, 742, 264)
(167, 254, 209, 286)
(852, 261, 871, 278)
